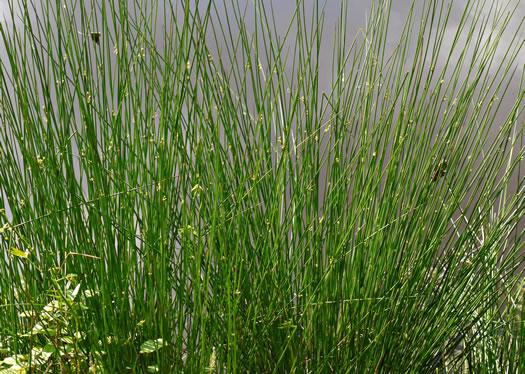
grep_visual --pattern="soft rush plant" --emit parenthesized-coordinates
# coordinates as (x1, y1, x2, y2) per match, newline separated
(0, 0, 523, 372)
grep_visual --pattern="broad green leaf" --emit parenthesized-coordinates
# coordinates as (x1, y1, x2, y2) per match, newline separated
(84, 289, 97, 298)
(10, 248, 27, 258)
(0, 368, 25, 374)
(61, 336, 74, 344)
(30, 345, 54, 365)
(29, 323, 46, 335)
(0, 357, 16, 366)
(18, 310, 34, 318)
(43, 300, 61, 313)
(140, 339, 165, 354)
(0, 355, 26, 372)
(43, 344, 56, 354)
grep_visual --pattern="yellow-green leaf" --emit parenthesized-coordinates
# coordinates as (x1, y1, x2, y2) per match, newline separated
(10, 248, 27, 258)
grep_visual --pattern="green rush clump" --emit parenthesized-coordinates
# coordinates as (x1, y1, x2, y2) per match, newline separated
(0, 0, 523, 372)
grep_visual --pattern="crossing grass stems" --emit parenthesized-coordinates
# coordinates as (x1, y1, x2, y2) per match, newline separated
(0, 0, 524, 372)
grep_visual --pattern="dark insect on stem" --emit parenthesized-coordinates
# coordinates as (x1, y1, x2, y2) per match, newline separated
(91, 32, 101, 45)
(432, 159, 447, 182)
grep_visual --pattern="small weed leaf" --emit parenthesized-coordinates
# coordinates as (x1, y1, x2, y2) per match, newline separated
(140, 339, 165, 354)
(30, 344, 55, 365)
(0, 355, 27, 373)
(9, 248, 27, 258)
